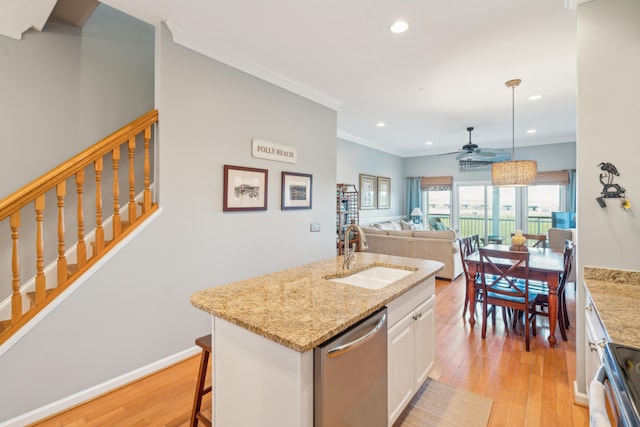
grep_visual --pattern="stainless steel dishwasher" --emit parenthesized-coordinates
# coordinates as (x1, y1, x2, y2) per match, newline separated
(314, 307, 388, 427)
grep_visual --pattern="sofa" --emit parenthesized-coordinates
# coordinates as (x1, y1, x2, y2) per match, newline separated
(361, 220, 463, 280)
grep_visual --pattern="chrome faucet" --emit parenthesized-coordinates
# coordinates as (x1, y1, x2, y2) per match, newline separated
(343, 223, 368, 270)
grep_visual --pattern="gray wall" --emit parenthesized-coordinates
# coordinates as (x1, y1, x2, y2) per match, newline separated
(0, 14, 337, 424)
(155, 22, 337, 282)
(0, 5, 154, 199)
(0, 5, 155, 421)
(337, 138, 405, 224)
(574, 0, 640, 393)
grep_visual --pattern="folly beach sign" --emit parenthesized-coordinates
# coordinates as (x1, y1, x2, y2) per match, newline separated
(252, 139, 297, 164)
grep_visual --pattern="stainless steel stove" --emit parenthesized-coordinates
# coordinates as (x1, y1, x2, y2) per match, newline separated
(602, 343, 640, 426)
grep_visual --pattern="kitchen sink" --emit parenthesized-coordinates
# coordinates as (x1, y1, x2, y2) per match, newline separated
(326, 265, 415, 290)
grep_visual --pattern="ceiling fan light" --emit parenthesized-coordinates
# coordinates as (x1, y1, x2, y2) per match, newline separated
(491, 160, 537, 187)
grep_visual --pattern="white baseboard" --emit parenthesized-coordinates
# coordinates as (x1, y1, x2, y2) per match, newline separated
(0, 344, 200, 427)
(574, 380, 590, 407)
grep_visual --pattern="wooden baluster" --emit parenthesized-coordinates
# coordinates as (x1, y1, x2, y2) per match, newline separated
(76, 170, 87, 268)
(10, 212, 23, 323)
(94, 158, 104, 254)
(143, 127, 152, 213)
(35, 194, 46, 304)
(57, 182, 67, 286)
(128, 137, 137, 223)
(112, 147, 121, 237)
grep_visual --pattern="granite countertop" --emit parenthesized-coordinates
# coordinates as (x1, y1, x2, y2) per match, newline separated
(584, 266, 640, 348)
(190, 252, 444, 353)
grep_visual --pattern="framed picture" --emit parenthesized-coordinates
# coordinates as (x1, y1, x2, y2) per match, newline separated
(281, 172, 312, 210)
(377, 176, 391, 209)
(223, 165, 268, 211)
(359, 173, 377, 210)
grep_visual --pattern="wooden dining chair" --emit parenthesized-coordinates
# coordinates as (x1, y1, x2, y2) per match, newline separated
(469, 233, 481, 251)
(460, 236, 481, 318)
(460, 235, 499, 322)
(510, 232, 547, 248)
(560, 240, 575, 329)
(532, 240, 575, 341)
(479, 248, 538, 351)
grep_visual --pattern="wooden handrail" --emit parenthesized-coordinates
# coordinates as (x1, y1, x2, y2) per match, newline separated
(0, 109, 159, 346)
(0, 109, 158, 220)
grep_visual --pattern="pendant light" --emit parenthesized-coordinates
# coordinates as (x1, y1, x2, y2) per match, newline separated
(491, 79, 537, 186)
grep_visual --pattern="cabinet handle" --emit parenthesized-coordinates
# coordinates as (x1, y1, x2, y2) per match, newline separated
(417, 312, 423, 318)
(588, 338, 607, 351)
(585, 304, 593, 312)
(412, 314, 419, 321)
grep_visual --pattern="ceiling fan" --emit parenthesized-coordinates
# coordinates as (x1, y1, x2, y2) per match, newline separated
(439, 126, 511, 170)
(456, 126, 496, 160)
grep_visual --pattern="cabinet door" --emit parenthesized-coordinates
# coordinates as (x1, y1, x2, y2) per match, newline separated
(388, 313, 415, 426)
(413, 295, 435, 389)
(584, 299, 607, 386)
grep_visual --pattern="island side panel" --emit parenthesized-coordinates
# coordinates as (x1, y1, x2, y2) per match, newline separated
(213, 317, 314, 427)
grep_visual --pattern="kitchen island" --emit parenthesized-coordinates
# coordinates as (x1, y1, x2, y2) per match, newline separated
(191, 252, 444, 427)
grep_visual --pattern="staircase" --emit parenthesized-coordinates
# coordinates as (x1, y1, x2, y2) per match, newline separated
(0, 109, 159, 347)
(0, 0, 98, 40)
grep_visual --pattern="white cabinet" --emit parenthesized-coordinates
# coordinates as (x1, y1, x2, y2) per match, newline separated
(387, 280, 435, 427)
(388, 309, 415, 423)
(584, 289, 607, 389)
(413, 297, 435, 388)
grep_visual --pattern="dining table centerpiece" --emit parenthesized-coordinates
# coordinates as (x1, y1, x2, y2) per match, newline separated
(509, 229, 528, 252)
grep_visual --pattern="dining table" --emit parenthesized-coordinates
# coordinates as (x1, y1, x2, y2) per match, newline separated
(464, 243, 566, 347)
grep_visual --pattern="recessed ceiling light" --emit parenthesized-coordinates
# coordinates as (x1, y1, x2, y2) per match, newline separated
(390, 20, 409, 34)
(425, 141, 433, 145)
(526, 129, 537, 134)
(377, 122, 386, 127)
(529, 94, 542, 100)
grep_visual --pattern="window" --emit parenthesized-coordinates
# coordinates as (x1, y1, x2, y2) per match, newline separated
(456, 182, 565, 243)
(456, 184, 515, 243)
(420, 176, 453, 230)
(526, 185, 562, 234)
(424, 189, 451, 229)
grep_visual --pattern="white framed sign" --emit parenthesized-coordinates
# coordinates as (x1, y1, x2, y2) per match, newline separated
(252, 139, 297, 164)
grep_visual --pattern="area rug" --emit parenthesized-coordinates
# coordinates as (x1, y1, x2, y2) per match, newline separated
(393, 377, 493, 427)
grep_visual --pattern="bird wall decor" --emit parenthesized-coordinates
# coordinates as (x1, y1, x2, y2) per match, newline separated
(596, 162, 630, 209)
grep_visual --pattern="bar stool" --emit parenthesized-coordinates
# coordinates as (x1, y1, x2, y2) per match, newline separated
(190, 334, 212, 427)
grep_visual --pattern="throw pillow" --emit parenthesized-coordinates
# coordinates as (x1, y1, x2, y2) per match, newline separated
(400, 220, 412, 230)
(435, 222, 446, 231)
(375, 222, 395, 231)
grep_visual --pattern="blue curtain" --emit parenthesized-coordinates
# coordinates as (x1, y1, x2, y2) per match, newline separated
(405, 177, 422, 221)
(567, 170, 576, 212)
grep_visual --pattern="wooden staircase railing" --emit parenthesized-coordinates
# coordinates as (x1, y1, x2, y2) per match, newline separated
(0, 109, 159, 346)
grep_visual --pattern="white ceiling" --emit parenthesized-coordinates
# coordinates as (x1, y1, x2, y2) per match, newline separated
(89, 1, 580, 157)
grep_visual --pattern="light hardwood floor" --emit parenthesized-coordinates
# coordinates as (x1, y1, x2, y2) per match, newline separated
(31, 276, 589, 426)
(430, 276, 589, 426)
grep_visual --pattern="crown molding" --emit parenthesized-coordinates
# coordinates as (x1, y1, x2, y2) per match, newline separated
(166, 20, 342, 111)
